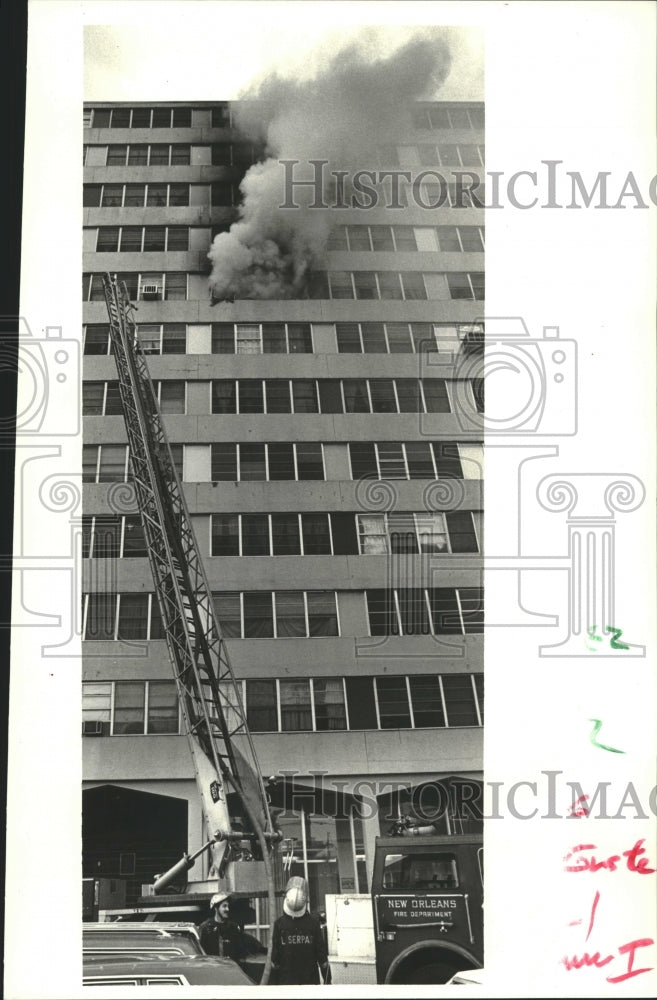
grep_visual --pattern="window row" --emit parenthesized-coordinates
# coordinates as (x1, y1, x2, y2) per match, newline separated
(335, 321, 483, 354)
(84, 107, 195, 129)
(366, 587, 484, 636)
(82, 671, 483, 735)
(84, 324, 187, 355)
(213, 591, 338, 638)
(82, 143, 265, 168)
(305, 271, 484, 301)
(210, 143, 266, 167)
(95, 226, 191, 253)
(87, 144, 192, 166)
(82, 322, 314, 355)
(408, 144, 484, 167)
(327, 225, 484, 254)
(82, 444, 182, 483)
(211, 378, 452, 415)
(83, 269, 484, 303)
(82, 509, 481, 560)
(81, 320, 482, 357)
(81, 441, 483, 484)
(83, 273, 188, 301)
(210, 510, 480, 557)
(246, 673, 483, 732)
(96, 226, 484, 253)
(82, 680, 180, 735)
(211, 443, 325, 481)
(84, 183, 191, 207)
(83, 381, 185, 415)
(212, 322, 313, 354)
(349, 441, 483, 481)
(82, 587, 484, 641)
(411, 106, 484, 130)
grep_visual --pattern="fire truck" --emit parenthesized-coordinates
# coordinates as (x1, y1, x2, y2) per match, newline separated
(95, 273, 483, 985)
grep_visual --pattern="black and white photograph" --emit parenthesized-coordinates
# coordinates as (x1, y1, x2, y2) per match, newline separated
(5, 2, 656, 997)
(80, 21, 485, 988)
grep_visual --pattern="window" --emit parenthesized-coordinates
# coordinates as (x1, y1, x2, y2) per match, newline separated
(313, 679, 347, 731)
(90, 445, 126, 483)
(345, 677, 378, 730)
(442, 674, 480, 726)
(83, 325, 111, 356)
(212, 515, 240, 556)
(83, 184, 101, 206)
(471, 378, 485, 413)
(212, 104, 232, 127)
(84, 594, 117, 641)
(82, 381, 123, 416)
(82, 682, 111, 735)
(365, 587, 484, 636)
(136, 324, 186, 355)
(157, 381, 186, 414)
(82, 515, 148, 559)
(242, 515, 270, 556)
(376, 677, 412, 728)
(243, 592, 274, 637)
(409, 676, 446, 727)
(446, 272, 485, 301)
(113, 682, 145, 734)
(246, 679, 277, 732)
(280, 680, 313, 731)
(307, 591, 339, 636)
(271, 515, 300, 556)
(274, 591, 307, 638)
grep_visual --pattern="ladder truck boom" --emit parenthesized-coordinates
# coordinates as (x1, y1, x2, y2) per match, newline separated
(101, 273, 279, 981)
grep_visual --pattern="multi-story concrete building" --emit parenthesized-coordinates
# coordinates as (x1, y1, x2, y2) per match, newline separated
(82, 100, 484, 914)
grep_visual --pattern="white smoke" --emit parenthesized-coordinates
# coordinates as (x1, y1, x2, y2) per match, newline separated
(208, 30, 452, 300)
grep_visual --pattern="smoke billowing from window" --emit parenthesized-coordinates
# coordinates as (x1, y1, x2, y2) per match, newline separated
(207, 31, 452, 300)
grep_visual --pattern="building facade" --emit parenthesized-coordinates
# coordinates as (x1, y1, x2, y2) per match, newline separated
(82, 100, 484, 914)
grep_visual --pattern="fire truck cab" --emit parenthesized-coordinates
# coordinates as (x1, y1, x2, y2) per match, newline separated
(371, 833, 483, 984)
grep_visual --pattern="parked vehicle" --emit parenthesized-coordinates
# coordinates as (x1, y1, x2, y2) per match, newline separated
(371, 834, 483, 984)
(83, 953, 254, 987)
(83, 922, 203, 959)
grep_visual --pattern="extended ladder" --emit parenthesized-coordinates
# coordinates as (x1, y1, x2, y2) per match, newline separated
(101, 272, 276, 866)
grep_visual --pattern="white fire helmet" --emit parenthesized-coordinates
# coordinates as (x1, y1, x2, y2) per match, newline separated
(283, 876, 309, 918)
(210, 891, 231, 910)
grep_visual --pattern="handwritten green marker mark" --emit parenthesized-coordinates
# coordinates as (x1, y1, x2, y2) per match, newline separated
(589, 718, 625, 754)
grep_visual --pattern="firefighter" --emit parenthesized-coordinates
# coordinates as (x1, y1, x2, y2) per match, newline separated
(270, 877, 330, 985)
(198, 892, 244, 960)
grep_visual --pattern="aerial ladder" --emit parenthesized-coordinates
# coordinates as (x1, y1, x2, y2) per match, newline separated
(102, 272, 280, 982)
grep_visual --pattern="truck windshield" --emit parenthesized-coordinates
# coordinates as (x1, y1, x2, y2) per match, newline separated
(382, 852, 459, 891)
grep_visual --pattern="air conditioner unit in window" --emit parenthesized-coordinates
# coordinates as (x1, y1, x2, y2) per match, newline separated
(82, 720, 104, 736)
(141, 284, 162, 299)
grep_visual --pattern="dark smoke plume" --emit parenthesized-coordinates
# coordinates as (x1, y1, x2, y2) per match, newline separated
(207, 31, 452, 300)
